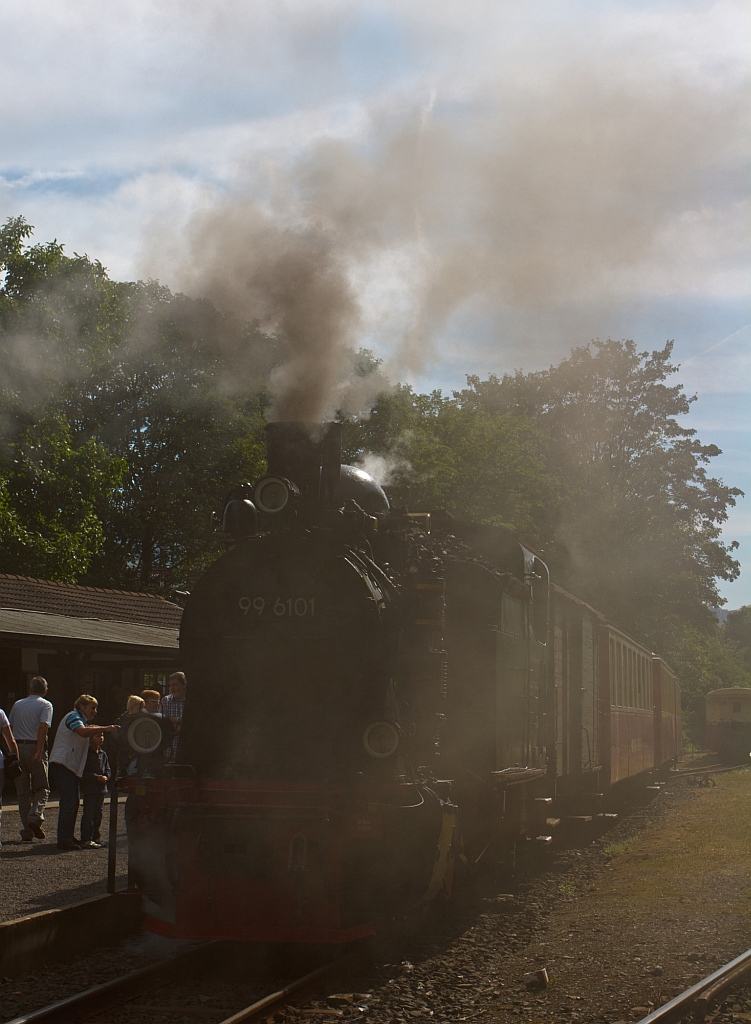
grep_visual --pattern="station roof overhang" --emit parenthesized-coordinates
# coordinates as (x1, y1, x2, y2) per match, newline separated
(0, 606, 180, 657)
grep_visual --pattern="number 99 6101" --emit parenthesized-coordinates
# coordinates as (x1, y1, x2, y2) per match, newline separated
(238, 596, 316, 618)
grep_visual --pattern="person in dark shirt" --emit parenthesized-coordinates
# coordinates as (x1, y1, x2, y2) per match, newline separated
(80, 731, 111, 849)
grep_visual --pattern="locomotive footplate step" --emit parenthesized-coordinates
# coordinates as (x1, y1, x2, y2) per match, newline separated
(546, 817, 562, 828)
(596, 812, 619, 820)
(565, 815, 593, 823)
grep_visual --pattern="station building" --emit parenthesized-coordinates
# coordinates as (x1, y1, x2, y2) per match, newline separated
(0, 574, 182, 730)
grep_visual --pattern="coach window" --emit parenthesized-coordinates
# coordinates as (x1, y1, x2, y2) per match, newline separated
(618, 643, 624, 706)
(614, 642, 620, 706)
(633, 651, 638, 708)
(637, 657, 642, 709)
(646, 658, 650, 708)
(628, 648, 634, 708)
(634, 651, 639, 709)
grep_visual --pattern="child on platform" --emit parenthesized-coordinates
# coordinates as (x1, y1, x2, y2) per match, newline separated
(80, 730, 111, 849)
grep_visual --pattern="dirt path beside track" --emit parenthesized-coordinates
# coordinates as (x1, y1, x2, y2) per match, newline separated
(333, 772, 751, 1024)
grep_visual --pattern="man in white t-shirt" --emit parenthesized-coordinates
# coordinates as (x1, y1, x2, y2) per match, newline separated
(10, 677, 54, 841)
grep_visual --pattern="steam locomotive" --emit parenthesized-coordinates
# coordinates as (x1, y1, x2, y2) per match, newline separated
(122, 421, 681, 943)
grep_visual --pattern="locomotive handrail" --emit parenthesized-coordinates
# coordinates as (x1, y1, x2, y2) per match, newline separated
(491, 767, 547, 787)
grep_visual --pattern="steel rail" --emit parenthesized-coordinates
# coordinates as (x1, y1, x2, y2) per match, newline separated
(4, 942, 358, 1024)
(216, 956, 355, 1024)
(636, 947, 751, 1024)
(4, 941, 220, 1024)
(667, 764, 751, 785)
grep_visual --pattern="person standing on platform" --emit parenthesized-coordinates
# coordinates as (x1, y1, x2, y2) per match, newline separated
(161, 672, 187, 763)
(9, 677, 53, 842)
(49, 696, 117, 851)
(80, 730, 111, 849)
(140, 690, 162, 715)
(0, 706, 19, 848)
(114, 695, 145, 779)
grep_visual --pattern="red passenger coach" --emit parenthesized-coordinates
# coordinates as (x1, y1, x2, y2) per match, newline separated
(653, 658, 681, 766)
(598, 622, 655, 782)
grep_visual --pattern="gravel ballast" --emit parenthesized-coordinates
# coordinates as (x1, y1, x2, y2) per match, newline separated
(2, 771, 750, 1024)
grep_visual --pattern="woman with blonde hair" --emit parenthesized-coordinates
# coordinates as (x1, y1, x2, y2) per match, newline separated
(49, 696, 117, 850)
(114, 695, 145, 779)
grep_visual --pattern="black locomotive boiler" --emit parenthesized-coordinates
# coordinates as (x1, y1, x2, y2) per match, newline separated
(124, 421, 681, 943)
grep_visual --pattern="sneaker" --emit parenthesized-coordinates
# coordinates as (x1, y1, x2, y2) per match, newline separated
(56, 841, 79, 851)
(30, 823, 46, 840)
(82, 841, 102, 849)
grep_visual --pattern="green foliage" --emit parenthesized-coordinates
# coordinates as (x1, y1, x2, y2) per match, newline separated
(344, 384, 555, 541)
(0, 216, 275, 591)
(724, 606, 751, 672)
(0, 413, 124, 582)
(453, 339, 742, 653)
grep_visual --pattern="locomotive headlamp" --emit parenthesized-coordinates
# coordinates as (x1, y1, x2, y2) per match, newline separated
(254, 476, 298, 514)
(363, 720, 400, 758)
(126, 713, 165, 755)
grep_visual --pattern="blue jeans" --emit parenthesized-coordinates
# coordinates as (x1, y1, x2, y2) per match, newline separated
(81, 791, 105, 843)
(50, 763, 80, 845)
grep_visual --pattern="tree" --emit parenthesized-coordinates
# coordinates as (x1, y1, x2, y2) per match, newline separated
(343, 383, 555, 542)
(0, 217, 278, 591)
(723, 606, 751, 674)
(454, 340, 742, 655)
(0, 413, 124, 582)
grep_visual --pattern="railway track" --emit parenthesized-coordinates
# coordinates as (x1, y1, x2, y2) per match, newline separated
(4, 942, 361, 1024)
(636, 947, 751, 1023)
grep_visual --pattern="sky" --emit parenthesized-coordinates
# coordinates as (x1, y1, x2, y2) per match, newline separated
(0, 0, 748, 606)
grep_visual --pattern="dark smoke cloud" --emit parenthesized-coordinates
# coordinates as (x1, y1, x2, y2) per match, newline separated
(173, 203, 362, 421)
(157, 54, 748, 420)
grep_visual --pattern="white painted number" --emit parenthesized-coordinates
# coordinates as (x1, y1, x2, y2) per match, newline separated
(238, 596, 315, 617)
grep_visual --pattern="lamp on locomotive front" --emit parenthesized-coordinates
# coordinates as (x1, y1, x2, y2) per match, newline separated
(253, 476, 300, 514)
(363, 720, 400, 758)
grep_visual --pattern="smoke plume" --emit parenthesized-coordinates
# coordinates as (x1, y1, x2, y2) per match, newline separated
(158, 49, 748, 421)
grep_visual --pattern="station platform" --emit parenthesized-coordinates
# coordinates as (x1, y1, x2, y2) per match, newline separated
(0, 803, 129, 923)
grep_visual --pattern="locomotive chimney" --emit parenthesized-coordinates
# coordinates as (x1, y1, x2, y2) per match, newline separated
(265, 421, 342, 513)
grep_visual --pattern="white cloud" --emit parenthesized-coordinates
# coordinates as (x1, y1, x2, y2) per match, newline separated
(679, 324, 751, 394)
